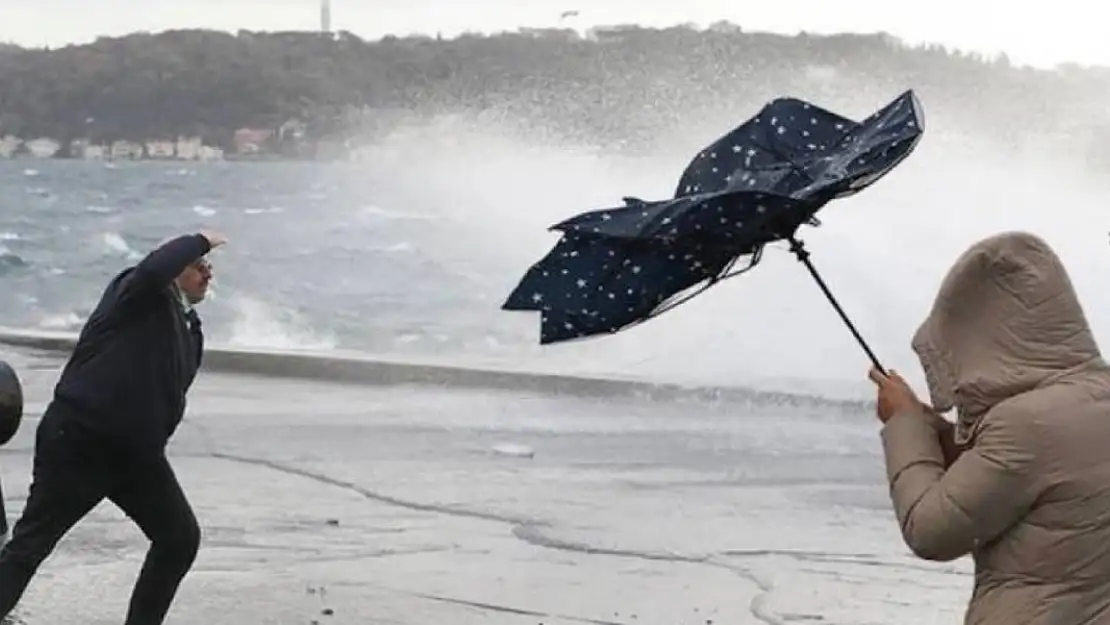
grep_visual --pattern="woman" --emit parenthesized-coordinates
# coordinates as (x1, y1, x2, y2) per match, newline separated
(871, 230, 1110, 624)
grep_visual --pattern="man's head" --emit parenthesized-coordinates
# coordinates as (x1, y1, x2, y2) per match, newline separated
(175, 256, 212, 304)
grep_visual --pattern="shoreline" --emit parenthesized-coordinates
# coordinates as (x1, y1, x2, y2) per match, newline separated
(0, 326, 872, 411)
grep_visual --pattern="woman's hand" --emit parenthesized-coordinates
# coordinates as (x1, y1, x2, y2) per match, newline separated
(868, 367, 927, 424)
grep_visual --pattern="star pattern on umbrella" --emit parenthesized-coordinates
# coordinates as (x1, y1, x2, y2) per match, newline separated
(505, 90, 924, 345)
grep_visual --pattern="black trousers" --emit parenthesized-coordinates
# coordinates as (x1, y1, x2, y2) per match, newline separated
(1, 469, 7, 538)
(0, 410, 200, 625)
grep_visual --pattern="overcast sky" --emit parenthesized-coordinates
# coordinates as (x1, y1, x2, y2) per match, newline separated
(2, 0, 1107, 69)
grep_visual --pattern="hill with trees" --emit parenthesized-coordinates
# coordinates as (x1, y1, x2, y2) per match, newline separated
(0, 24, 1107, 160)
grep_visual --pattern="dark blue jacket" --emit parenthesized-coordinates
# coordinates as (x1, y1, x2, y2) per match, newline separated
(50, 234, 211, 461)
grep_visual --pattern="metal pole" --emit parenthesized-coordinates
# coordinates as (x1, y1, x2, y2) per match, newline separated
(788, 237, 886, 374)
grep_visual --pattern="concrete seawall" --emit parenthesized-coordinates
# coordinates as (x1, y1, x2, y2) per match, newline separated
(0, 326, 870, 411)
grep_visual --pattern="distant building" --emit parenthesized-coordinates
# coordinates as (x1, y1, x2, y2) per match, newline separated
(198, 145, 224, 161)
(24, 138, 60, 158)
(69, 139, 107, 160)
(110, 140, 144, 160)
(145, 140, 176, 159)
(233, 128, 273, 155)
(83, 144, 108, 160)
(175, 136, 203, 160)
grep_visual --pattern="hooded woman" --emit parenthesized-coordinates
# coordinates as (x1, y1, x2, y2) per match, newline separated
(871, 230, 1110, 624)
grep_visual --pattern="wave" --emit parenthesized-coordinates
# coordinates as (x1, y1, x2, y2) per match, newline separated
(0, 326, 871, 413)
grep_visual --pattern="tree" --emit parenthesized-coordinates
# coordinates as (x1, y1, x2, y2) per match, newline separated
(0, 24, 1104, 157)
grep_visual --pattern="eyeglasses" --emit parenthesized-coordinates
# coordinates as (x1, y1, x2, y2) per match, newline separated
(191, 259, 213, 274)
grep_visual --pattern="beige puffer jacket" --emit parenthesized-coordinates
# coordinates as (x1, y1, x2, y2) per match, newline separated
(881, 231, 1110, 625)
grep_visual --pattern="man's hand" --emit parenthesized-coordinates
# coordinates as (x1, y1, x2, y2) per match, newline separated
(868, 367, 927, 424)
(199, 230, 227, 248)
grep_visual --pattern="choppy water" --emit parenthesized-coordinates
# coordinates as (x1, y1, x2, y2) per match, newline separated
(1, 160, 499, 350)
(5, 125, 1110, 395)
(4, 156, 759, 387)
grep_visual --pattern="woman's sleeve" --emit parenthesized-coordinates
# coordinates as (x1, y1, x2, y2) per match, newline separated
(880, 403, 1040, 561)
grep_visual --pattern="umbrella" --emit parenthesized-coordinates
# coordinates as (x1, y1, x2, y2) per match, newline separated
(502, 90, 924, 372)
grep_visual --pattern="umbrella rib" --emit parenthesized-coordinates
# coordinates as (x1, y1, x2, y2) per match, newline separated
(633, 246, 764, 326)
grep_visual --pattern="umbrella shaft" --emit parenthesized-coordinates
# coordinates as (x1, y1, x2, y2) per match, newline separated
(788, 238, 886, 374)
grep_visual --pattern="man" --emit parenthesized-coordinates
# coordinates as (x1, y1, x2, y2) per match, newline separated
(870, 230, 1110, 624)
(0, 231, 226, 625)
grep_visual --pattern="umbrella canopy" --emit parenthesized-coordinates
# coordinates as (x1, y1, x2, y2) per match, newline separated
(504, 90, 924, 359)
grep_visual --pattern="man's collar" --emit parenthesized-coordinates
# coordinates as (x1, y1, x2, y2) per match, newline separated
(170, 283, 193, 314)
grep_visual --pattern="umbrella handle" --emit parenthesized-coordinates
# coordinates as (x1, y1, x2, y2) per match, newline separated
(788, 237, 887, 374)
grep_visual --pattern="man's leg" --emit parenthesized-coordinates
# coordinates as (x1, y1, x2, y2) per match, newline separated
(110, 456, 200, 625)
(0, 421, 107, 618)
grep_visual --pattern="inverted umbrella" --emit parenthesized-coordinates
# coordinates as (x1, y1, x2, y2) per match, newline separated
(503, 90, 924, 372)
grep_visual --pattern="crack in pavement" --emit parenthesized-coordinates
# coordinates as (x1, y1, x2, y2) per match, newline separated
(512, 523, 784, 625)
(721, 548, 965, 576)
(209, 452, 547, 527)
(412, 593, 626, 625)
(320, 579, 634, 625)
(194, 545, 454, 572)
(209, 450, 786, 625)
(510, 523, 707, 564)
(185, 410, 794, 625)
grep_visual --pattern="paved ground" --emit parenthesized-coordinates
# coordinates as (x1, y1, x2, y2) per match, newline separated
(0, 347, 969, 625)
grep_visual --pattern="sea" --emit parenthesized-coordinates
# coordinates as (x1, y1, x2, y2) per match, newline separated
(1, 123, 1110, 624)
